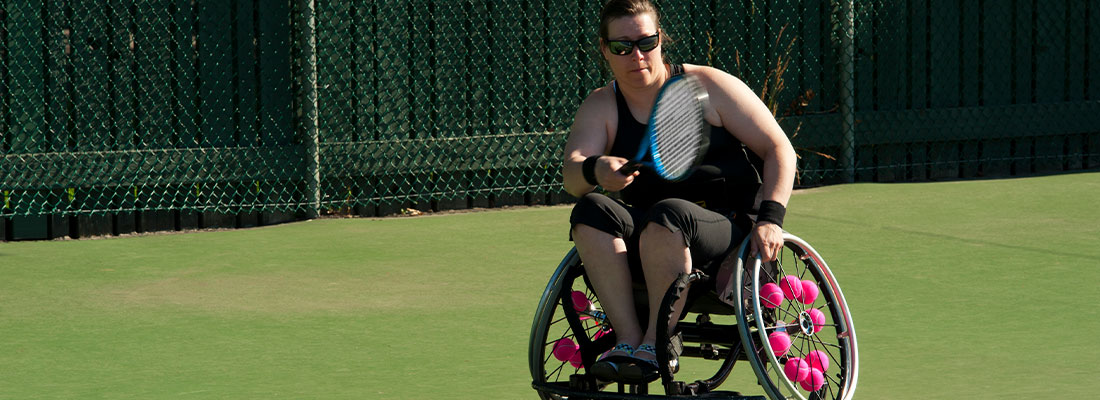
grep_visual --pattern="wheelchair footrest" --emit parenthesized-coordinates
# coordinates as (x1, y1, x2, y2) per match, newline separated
(533, 380, 767, 400)
(570, 374, 600, 392)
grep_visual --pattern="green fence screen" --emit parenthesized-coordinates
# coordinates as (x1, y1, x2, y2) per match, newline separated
(2, 0, 1099, 239)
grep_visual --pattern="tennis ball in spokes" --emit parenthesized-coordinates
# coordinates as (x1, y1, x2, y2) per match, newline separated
(800, 368, 825, 391)
(768, 331, 792, 357)
(806, 350, 830, 372)
(807, 308, 826, 333)
(571, 291, 592, 312)
(781, 275, 803, 300)
(760, 283, 784, 308)
(553, 338, 579, 362)
(783, 357, 810, 382)
(799, 280, 820, 304)
(569, 350, 584, 369)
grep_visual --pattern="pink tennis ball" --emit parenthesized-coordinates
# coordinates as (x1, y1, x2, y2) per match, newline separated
(571, 291, 592, 312)
(780, 275, 803, 300)
(768, 331, 792, 357)
(569, 350, 584, 369)
(799, 280, 819, 304)
(760, 283, 784, 308)
(807, 308, 826, 333)
(800, 368, 825, 391)
(552, 338, 579, 362)
(806, 350, 830, 372)
(783, 357, 810, 383)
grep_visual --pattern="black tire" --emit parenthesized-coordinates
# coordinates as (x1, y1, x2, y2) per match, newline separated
(529, 249, 615, 399)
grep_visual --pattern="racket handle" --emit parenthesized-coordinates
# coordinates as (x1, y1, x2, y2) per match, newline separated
(618, 162, 641, 175)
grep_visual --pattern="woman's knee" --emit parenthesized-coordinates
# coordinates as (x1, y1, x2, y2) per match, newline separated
(642, 198, 698, 235)
(570, 193, 634, 239)
(637, 202, 692, 255)
(638, 221, 685, 248)
(571, 222, 609, 243)
(640, 199, 735, 267)
(570, 193, 612, 225)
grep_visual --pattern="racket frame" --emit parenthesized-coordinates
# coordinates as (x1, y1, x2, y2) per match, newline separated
(620, 74, 710, 181)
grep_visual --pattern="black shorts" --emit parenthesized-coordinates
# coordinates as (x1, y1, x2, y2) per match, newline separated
(569, 193, 750, 276)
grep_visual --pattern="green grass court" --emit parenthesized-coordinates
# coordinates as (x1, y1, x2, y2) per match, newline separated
(2, 172, 1098, 399)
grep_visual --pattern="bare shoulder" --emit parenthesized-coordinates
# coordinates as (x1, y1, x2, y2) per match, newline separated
(681, 64, 753, 100)
(681, 63, 728, 78)
(573, 83, 618, 128)
(681, 62, 787, 155)
(578, 83, 617, 113)
(568, 83, 619, 153)
(680, 64, 763, 127)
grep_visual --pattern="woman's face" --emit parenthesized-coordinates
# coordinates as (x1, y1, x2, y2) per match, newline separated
(601, 13, 663, 89)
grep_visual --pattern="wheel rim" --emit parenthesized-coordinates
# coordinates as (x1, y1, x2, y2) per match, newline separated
(529, 250, 614, 396)
(737, 234, 859, 400)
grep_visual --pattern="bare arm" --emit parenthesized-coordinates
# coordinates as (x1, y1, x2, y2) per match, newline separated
(562, 87, 640, 197)
(692, 66, 797, 260)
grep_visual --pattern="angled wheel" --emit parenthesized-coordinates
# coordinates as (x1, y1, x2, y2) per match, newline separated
(529, 248, 616, 399)
(735, 233, 859, 400)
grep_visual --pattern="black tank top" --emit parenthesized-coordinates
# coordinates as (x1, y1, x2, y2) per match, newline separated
(608, 64, 763, 213)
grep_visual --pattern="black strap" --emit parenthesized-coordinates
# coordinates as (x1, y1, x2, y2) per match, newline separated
(582, 156, 600, 186)
(757, 200, 786, 228)
(669, 63, 684, 76)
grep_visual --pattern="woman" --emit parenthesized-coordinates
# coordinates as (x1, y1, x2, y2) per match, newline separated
(562, 0, 797, 383)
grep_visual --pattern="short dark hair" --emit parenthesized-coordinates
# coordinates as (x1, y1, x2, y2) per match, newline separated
(598, 0, 661, 40)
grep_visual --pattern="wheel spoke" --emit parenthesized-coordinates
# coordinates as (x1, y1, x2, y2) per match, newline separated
(737, 234, 858, 400)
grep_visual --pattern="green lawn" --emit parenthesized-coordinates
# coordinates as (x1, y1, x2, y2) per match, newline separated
(2, 171, 1098, 399)
(786, 172, 1100, 399)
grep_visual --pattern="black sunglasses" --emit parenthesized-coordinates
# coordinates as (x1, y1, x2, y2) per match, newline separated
(604, 33, 660, 56)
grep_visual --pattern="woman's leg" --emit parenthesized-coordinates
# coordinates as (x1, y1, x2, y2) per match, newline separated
(634, 200, 739, 362)
(571, 224, 643, 349)
(568, 193, 646, 353)
(637, 222, 692, 349)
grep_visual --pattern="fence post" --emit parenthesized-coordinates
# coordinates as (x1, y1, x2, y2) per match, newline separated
(836, 0, 856, 183)
(297, 0, 321, 218)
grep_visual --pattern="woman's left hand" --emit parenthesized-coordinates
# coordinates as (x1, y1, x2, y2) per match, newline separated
(750, 222, 784, 261)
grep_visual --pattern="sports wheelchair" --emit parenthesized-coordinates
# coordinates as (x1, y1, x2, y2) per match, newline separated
(529, 232, 858, 400)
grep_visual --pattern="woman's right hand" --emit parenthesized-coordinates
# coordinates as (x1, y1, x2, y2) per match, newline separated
(595, 156, 640, 192)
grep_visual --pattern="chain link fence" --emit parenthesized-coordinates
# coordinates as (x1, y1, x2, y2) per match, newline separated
(1, 1, 299, 238)
(845, 0, 1100, 182)
(2, 0, 1098, 239)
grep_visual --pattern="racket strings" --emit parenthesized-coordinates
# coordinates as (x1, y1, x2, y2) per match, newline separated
(652, 86, 707, 177)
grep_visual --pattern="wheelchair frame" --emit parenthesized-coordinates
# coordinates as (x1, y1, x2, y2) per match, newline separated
(529, 232, 858, 400)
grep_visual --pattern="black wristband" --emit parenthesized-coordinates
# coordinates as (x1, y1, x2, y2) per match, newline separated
(757, 200, 786, 228)
(582, 156, 600, 186)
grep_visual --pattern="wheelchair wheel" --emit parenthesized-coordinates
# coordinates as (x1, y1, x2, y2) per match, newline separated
(529, 248, 617, 399)
(530, 249, 761, 399)
(735, 233, 859, 400)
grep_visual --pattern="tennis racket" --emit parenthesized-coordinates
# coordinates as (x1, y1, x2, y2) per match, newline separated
(618, 74, 710, 181)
